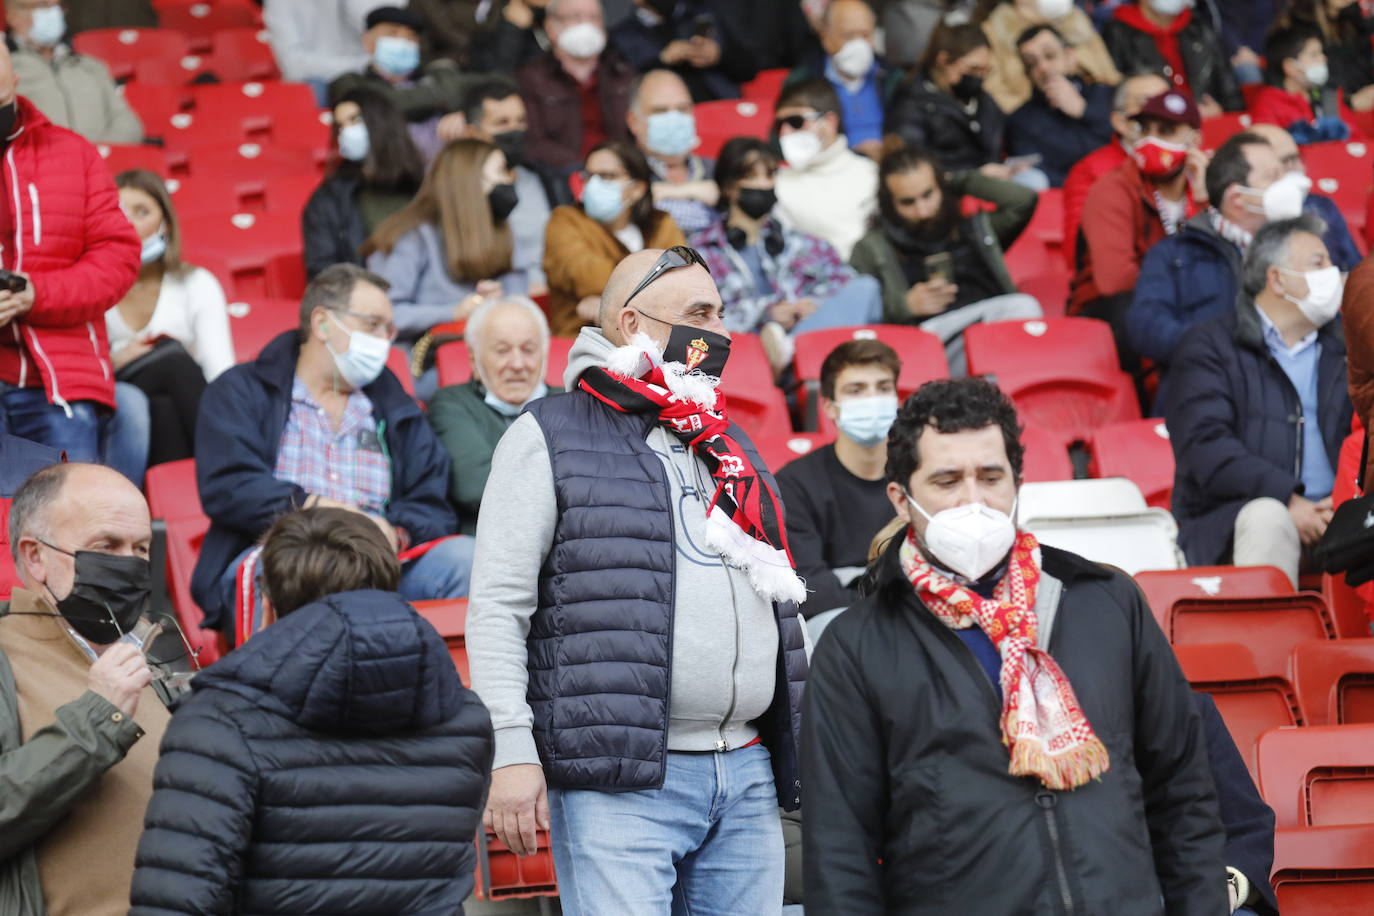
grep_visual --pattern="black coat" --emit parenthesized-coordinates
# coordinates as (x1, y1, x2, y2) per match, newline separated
(1101, 13, 1244, 112)
(1164, 298, 1351, 565)
(301, 172, 366, 280)
(801, 540, 1227, 915)
(130, 590, 494, 915)
(885, 75, 1006, 173)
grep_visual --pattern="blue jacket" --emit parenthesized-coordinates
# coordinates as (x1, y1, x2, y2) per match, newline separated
(523, 390, 807, 810)
(130, 590, 493, 915)
(191, 331, 457, 632)
(1006, 79, 1114, 186)
(1164, 298, 1351, 566)
(1306, 193, 1363, 273)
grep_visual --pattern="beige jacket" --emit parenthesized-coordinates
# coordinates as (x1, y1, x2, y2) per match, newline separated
(982, 3, 1121, 113)
(11, 44, 143, 144)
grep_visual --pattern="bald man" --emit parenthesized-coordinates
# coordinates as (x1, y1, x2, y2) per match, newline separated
(1247, 122, 1361, 271)
(0, 462, 170, 914)
(783, 0, 899, 159)
(467, 247, 807, 915)
(627, 69, 718, 233)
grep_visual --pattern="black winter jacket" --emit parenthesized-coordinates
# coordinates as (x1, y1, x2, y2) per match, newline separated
(130, 590, 494, 915)
(801, 540, 1227, 915)
(885, 76, 1006, 173)
(1101, 13, 1244, 113)
(301, 172, 368, 280)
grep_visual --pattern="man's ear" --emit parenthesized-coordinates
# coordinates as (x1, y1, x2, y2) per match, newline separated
(15, 537, 44, 586)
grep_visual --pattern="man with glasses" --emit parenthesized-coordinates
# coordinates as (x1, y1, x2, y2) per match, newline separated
(0, 461, 170, 913)
(190, 264, 468, 640)
(468, 247, 807, 915)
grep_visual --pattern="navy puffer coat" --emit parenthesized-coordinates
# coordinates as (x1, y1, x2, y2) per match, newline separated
(129, 590, 493, 915)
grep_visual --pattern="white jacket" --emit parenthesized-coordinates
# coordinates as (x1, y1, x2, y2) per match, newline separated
(105, 266, 235, 381)
(775, 134, 878, 261)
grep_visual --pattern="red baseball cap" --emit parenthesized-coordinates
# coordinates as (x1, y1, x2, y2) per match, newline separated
(1133, 90, 1201, 129)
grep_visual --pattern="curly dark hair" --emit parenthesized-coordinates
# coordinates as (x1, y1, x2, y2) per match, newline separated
(885, 378, 1024, 489)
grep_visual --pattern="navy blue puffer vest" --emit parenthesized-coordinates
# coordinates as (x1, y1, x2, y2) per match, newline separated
(525, 391, 806, 809)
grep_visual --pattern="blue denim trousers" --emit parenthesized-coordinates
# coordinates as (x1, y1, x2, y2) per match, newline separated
(549, 744, 784, 916)
(0, 382, 103, 461)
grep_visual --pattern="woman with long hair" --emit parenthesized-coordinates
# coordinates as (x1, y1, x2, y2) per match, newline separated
(108, 169, 234, 468)
(542, 139, 686, 337)
(364, 137, 527, 345)
(303, 87, 425, 279)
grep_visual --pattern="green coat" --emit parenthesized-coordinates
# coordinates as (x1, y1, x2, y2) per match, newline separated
(427, 380, 562, 536)
(0, 615, 144, 916)
(327, 61, 470, 122)
(849, 170, 1036, 324)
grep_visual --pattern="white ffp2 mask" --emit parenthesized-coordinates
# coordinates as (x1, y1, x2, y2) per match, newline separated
(906, 493, 1017, 582)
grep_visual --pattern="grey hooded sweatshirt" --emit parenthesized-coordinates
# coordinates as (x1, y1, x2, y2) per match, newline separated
(467, 327, 780, 770)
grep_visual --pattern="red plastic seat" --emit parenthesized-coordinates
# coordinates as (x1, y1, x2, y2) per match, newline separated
(1134, 565, 1293, 633)
(1200, 112, 1253, 151)
(791, 324, 947, 433)
(1088, 418, 1175, 509)
(223, 297, 298, 363)
(73, 27, 189, 82)
(964, 317, 1140, 440)
(1292, 639, 1374, 726)
(741, 68, 789, 103)
(1020, 423, 1073, 482)
(1272, 824, 1374, 915)
(1304, 140, 1374, 229)
(264, 251, 307, 301)
(717, 332, 793, 454)
(1258, 724, 1374, 827)
(172, 141, 320, 183)
(168, 176, 254, 220)
(1025, 186, 1064, 250)
(1003, 235, 1068, 317)
(1173, 642, 1302, 779)
(189, 81, 319, 137)
(121, 83, 188, 142)
(694, 99, 772, 159)
(474, 830, 559, 901)
(263, 173, 320, 217)
(0, 498, 23, 600)
(1170, 593, 1336, 676)
(145, 459, 224, 666)
(387, 348, 416, 399)
(181, 211, 304, 300)
(155, 0, 261, 51)
(132, 52, 208, 86)
(774, 432, 834, 469)
(208, 27, 280, 82)
(97, 143, 170, 178)
(412, 599, 470, 686)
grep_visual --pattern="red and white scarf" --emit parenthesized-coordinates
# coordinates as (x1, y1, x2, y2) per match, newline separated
(579, 338, 806, 604)
(900, 527, 1109, 790)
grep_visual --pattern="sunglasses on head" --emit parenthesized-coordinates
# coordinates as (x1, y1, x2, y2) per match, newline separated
(622, 246, 711, 312)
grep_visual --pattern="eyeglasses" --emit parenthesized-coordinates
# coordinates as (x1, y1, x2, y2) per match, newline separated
(621, 246, 711, 312)
(329, 307, 397, 341)
(774, 112, 823, 132)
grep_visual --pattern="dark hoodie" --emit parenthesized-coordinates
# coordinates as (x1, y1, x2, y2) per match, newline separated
(129, 590, 494, 916)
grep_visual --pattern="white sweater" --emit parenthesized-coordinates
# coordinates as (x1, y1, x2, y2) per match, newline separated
(263, 0, 387, 83)
(105, 267, 235, 382)
(775, 134, 879, 261)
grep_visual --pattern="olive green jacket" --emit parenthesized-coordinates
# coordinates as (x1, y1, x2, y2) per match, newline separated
(0, 605, 144, 916)
(326, 61, 470, 122)
(849, 170, 1036, 324)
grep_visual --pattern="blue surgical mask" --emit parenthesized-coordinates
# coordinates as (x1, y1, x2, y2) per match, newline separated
(27, 5, 65, 48)
(484, 381, 548, 418)
(835, 395, 898, 447)
(582, 174, 628, 224)
(337, 122, 370, 162)
(140, 230, 167, 265)
(373, 35, 420, 77)
(324, 318, 391, 389)
(645, 110, 697, 157)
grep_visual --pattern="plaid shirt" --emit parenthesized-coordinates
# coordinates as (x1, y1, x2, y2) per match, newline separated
(274, 377, 391, 514)
(649, 153, 716, 234)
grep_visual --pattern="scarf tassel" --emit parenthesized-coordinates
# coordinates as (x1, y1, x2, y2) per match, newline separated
(705, 505, 808, 605)
(1005, 731, 1112, 792)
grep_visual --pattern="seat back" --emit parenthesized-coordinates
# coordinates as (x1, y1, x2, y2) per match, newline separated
(1174, 642, 1302, 780)
(97, 143, 171, 178)
(411, 599, 470, 686)
(1292, 639, 1374, 726)
(73, 27, 189, 82)
(0, 498, 22, 600)
(1020, 423, 1073, 482)
(791, 324, 947, 432)
(1272, 824, 1374, 915)
(1304, 141, 1374, 225)
(1134, 565, 1293, 633)
(1170, 594, 1336, 674)
(716, 333, 792, 453)
(182, 212, 304, 300)
(741, 68, 789, 102)
(1088, 419, 1174, 509)
(209, 27, 281, 82)
(223, 298, 298, 363)
(144, 459, 223, 666)
(1200, 112, 1253, 150)
(693, 100, 772, 158)
(155, 0, 261, 49)
(1258, 724, 1374, 827)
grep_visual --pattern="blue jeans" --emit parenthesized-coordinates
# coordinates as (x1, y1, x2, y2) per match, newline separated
(102, 382, 150, 485)
(0, 381, 102, 461)
(549, 744, 784, 916)
(790, 275, 884, 335)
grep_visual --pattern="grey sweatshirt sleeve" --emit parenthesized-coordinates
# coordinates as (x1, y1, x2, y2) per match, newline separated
(467, 412, 557, 770)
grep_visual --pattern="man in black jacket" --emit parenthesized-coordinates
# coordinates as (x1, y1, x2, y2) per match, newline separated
(802, 377, 1227, 915)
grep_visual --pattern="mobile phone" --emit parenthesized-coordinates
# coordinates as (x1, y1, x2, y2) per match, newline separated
(924, 252, 954, 285)
(690, 13, 714, 39)
(0, 269, 28, 293)
(1004, 153, 1043, 173)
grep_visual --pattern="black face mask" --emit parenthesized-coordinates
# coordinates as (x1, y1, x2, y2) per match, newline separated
(488, 182, 519, 223)
(663, 323, 731, 377)
(735, 187, 776, 220)
(0, 102, 16, 142)
(41, 543, 150, 645)
(492, 129, 528, 166)
(952, 73, 983, 102)
(645, 0, 679, 17)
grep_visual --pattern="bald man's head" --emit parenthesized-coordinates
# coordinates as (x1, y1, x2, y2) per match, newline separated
(598, 248, 727, 349)
(600, 249, 664, 340)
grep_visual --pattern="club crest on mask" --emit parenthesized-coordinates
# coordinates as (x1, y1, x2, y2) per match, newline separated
(685, 336, 710, 372)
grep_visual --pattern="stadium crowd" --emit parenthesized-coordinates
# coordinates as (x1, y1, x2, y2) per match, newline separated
(2, 0, 1374, 913)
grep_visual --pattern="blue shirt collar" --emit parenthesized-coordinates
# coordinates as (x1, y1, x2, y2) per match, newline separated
(1254, 304, 1318, 357)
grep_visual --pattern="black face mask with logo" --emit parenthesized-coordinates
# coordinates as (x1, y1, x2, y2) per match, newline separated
(41, 542, 150, 645)
(662, 323, 731, 377)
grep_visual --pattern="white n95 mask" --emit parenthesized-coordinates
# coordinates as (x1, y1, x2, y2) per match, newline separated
(906, 493, 1017, 582)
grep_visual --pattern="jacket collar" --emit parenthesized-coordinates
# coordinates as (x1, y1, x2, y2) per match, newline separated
(1233, 293, 1347, 355)
(252, 330, 422, 423)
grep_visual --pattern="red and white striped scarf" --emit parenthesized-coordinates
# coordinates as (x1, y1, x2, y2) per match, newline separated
(900, 528, 1110, 790)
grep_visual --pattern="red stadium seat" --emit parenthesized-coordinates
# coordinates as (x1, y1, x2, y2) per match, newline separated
(1258, 724, 1374, 827)
(1200, 112, 1253, 151)
(774, 432, 834, 468)
(0, 499, 23, 600)
(1088, 419, 1175, 509)
(1004, 235, 1069, 317)
(1025, 186, 1064, 250)
(132, 52, 208, 86)
(964, 317, 1140, 440)
(1134, 565, 1293, 633)
(262, 173, 319, 217)
(181, 211, 303, 300)
(387, 348, 416, 399)
(145, 459, 224, 666)
(121, 83, 189, 143)
(1292, 639, 1374, 726)
(189, 81, 319, 136)
(168, 176, 254, 220)
(791, 324, 947, 432)
(1304, 140, 1374, 230)
(741, 68, 789, 103)
(1272, 824, 1374, 916)
(208, 27, 281, 82)
(694, 99, 772, 159)
(264, 252, 307, 301)
(223, 297, 297, 363)
(1020, 423, 1073, 482)
(1173, 641, 1302, 779)
(97, 143, 170, 178)
(412, 599, 470, 686)
(73, 27, 189, 83)
(1170, 593, 1336, 676)
(172, 141, 321, 183)
(155, 0, 261, 51)
(717, 332, 793, 454)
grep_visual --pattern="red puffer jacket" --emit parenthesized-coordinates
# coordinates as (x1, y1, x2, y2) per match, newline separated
(0, 96, 139, 409)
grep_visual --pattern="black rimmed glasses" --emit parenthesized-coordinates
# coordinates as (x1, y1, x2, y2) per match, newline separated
(621, 246, 711, 312)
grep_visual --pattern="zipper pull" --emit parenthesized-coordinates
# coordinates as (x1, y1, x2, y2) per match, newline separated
(1035, 790, 1057, 809)
(715, 738, 727, 752)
